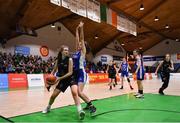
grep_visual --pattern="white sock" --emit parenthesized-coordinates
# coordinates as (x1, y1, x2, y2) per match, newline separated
(77, 104, 82, 112)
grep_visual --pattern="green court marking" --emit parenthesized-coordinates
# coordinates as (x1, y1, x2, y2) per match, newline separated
(10, 94, 180, 122)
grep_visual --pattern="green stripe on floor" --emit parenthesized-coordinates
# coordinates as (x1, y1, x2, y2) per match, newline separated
(10, 94, 180, 122)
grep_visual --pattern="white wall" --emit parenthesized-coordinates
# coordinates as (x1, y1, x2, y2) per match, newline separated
(96, 40, 126, 57)
(2, 22, 76, 60)
(144, 39, 180, 64)
(93, 55, 113, 64)
(94, 40, 126, 64)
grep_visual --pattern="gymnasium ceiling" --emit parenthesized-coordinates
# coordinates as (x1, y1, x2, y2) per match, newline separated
(0, 0, 180, 54)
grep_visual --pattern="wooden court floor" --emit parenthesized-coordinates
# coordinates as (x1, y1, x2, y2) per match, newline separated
(0, 78, 180, 118)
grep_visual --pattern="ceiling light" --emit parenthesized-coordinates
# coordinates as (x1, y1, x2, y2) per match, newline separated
(121, 43, 125, 46)
(175, 38, 179, 42)
(165, 24, 169, 29)
(51, 23, 55, 28)
(94, 35, 98, 39)
(154, 16, 159, 21)
(140, 4, 144, 11)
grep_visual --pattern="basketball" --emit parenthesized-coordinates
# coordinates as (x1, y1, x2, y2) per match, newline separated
(46, 74, 57, 85)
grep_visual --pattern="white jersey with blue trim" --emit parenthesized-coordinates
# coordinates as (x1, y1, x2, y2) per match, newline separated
(135, 55, 144, 74)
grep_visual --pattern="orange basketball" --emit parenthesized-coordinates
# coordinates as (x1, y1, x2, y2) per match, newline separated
(46, 74, 57, 85)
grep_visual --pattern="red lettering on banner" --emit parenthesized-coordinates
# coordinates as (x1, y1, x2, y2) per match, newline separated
(8, 74, 28, 89)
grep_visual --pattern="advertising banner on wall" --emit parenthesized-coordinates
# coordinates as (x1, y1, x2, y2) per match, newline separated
(15, 46, 30, 55)
(0, 74, 8, 89)
(8, 74, 28, 89)
(27, 74, 45, 87)
(88, 73, 120, 83)
(101, 56, 107, 62)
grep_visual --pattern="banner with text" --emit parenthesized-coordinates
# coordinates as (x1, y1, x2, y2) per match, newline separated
(27, 74, 45, 87)
(88, 73, 120, 83)
(8, 74, 28, 89)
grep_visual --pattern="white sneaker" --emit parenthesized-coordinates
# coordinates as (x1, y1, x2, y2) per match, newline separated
(136, 94, 144, 99)
(79, 110, 85, 120)
(42, 106, 51, 114)
(133, 93, 140, 96)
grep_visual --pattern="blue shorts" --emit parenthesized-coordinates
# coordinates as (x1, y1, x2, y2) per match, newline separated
(74, 69, 87, 84)
(121, 72, 129, 77)
(137, 70, 144, 80)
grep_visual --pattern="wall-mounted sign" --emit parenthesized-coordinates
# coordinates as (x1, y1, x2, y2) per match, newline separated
(15, 46, 30, 55)
(101, 56, 107, 62)
(40, 46, 49, 57)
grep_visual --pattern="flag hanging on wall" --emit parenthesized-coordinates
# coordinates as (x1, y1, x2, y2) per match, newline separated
(111, 10, 117, 27)
(49, 0, 137, 36)
(93, 0, 101, 23)
(77, 0, 87, 17)
(131, 22, 137, 36)
(50, 0, 61, 6)
(70, 0, 78, 14)
(107, 8, 112, 25)
(117, 16, 129, 33)
(100, 4, 107, 22)
(62, 0, 69, 9)
(87, 0, 94, 21)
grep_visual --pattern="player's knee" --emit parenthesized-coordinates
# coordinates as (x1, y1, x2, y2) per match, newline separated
(72, 91, 78, 97)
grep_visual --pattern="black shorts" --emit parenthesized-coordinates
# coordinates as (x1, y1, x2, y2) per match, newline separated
(108, 73, 116, 79)
(160, 72, 170, 82)
(56, 75, 77, 92)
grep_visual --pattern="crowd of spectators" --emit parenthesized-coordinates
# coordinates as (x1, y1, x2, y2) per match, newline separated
(0, 52, 108, 74)
(0, 52, 55, 74)
(86, 61, 108, 73)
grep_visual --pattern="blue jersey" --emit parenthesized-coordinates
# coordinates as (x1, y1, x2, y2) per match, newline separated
(121, 62, 128, 73)
(72, 51, 86, 71)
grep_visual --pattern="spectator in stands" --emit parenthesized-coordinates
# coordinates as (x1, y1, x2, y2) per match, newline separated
(0, 51, 56, 74)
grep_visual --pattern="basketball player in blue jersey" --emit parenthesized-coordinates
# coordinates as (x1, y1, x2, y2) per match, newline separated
(72, 22, 96, 114)
(119, 57, 133, 90)
(132, 49, 145, 98)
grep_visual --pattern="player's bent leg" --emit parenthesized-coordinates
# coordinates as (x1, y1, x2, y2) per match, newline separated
(70, 85, 85, 120)
(42, 89, 61, 113)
